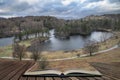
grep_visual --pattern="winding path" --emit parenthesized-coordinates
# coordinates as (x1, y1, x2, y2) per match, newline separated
(48, 45, 118, 61)
(1, 45, 118, 61)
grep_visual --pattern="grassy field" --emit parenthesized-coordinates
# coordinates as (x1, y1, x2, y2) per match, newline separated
(19, 37, 49, 47)
(41, 50, 83, 59)
(46, 47, 120, 71)
(82, 47, 120, 62)
(33, 47, 120, 71)
(0, 45, 12, 57)
(46, 59, 96, 71)
(98, 31, 120, 51)
(19, 39, 32, 47)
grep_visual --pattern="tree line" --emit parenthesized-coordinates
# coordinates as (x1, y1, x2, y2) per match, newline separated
(55, 14, 120, 38)
(0, 14, 120, 39)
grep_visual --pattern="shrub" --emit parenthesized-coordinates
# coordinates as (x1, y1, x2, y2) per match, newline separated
(39, 57, 49, 70)
(84, 40, 99, 56)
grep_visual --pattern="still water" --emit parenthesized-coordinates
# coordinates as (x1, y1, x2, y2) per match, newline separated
(0, 30, 112, 51)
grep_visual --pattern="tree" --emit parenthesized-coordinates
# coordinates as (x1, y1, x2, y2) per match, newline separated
(118, 40, 120, 47)
(84, 40, 99, 56)
(12, 42, 26, 61)
(100, 33, 108, 42)
(30, 43, 42, 61)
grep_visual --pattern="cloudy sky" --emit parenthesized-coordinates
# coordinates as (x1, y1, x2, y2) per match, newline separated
(0, 0, 120, 19)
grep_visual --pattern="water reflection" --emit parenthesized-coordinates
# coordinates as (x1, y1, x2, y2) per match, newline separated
(37, 30, 112, 51)
(0, 30, 112, 51)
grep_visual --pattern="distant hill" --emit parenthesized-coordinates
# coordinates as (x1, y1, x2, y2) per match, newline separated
(0, 14, 120, 38)
(83, 14, 120, 20)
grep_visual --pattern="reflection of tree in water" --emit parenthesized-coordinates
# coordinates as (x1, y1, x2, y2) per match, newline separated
(26, 31, 113, 51)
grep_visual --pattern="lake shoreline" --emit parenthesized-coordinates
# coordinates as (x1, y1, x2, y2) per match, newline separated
(21, 31, 120, 59)
(0, 31, 120, 60)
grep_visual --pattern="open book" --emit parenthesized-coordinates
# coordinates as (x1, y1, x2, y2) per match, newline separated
(24, 69, 102, 77)
(24, 62, 102, 77)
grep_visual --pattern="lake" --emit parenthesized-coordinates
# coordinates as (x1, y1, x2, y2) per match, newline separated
(0, 29, 112, 51)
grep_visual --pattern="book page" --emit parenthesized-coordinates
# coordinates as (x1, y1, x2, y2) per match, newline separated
(24, 70, 62, 76)
(24, 60, 102, 76)
(64, 69, 102, 76)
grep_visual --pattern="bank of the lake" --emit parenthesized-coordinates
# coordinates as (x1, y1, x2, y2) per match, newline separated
(28, 30, 113, 51)
(0, 31, 120, 59)
(41, 31, 120, 59)
(0, 30, 112, 51)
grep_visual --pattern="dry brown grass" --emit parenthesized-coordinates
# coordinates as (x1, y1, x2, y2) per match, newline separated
(98, 32, 120, 51)
(42, 47, 120, 71)
(47, 60, 96, 72)
(25, 49, 83, 59)
(83, 48, 120, 63)
(42, 50, 83, 59)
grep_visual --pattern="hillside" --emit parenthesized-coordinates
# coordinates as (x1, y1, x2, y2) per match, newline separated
(0, 14, 120, 39)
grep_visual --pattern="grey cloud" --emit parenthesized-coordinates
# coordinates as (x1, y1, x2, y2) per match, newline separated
(0, 0, 120, 19)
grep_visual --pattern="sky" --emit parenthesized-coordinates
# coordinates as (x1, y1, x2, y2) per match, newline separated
(0, 0, 120, 19)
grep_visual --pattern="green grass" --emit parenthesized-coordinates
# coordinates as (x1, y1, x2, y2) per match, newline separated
(19, 39, 32, 47)
(0, 45, 12, 57)
(19, 37, 49, 47)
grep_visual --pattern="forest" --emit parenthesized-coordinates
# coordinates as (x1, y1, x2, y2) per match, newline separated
(0, 14, 120, 40)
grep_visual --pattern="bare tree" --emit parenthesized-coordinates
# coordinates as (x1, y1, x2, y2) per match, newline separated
(12, 42, 26, 61)
(30, 43, 42, 61)
(118, 40, 120, 47)
(100, 33, 108, 43)
(84, 40, 99, 56)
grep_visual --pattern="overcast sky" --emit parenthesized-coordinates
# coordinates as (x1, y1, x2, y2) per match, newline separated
(0, 0, 120, 19)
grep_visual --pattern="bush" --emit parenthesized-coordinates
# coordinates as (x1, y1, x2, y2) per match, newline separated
(76, 53, 80, 57)
(84, 40, 99, 56)
(39, 57, 49, 70)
